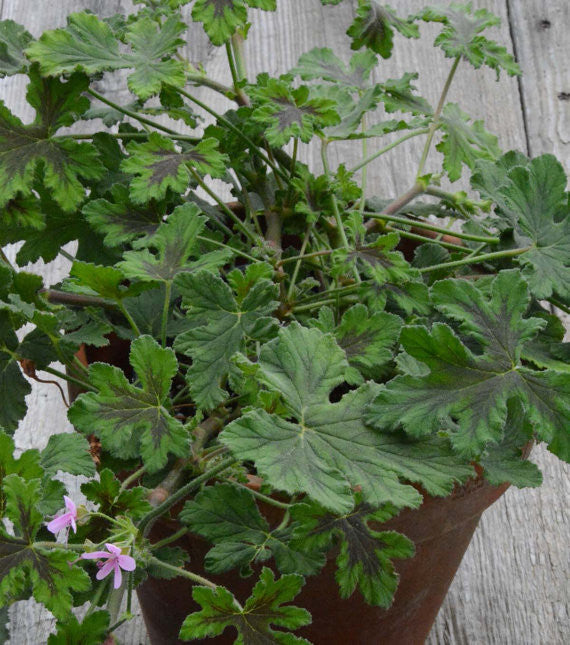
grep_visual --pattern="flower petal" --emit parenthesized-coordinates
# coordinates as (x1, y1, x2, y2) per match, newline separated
(105, 543, 122, 556)
(70, 516, 77, 533)
(117, 554, 136, 572)
(81, 551, 112, 560)
(96, 560, 115, 581)
(63, 496, 77, 515)
(113, 562, 122, 589)
(46, 514, 70, 534)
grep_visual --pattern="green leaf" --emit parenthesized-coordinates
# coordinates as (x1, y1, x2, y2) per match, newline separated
(0, 20, 33, 77)
(83, 185, 164, 248)
(366, 271, 570, 461)
(173, 270, 278, 410)
(81, 468, 151, 520)
(27, 13, 186, 100)
(378, 73, 433, 115)
(48, 611, 110, 645)
(120, 203, 231, 284)
(179, 567, 311, 643)
(0, 432, 43, 517)
(437, 103, 500, 181)
(180, 483, 324, 576)
(222, 324, 472, 513)
(347, 1, 419, 58)
(415, 3, 520, 78)
(40, 433, 96, 478)
(471, 153, 570, 302)
(192, 0, 276, 46)
(311, 304, 402, 381)
(522, 312, 570, 374)
(0, 314, 31, 432)
(65, 261, 145, 303)
(291, 501, 413, 607)
(293, 48, 377, 90)
(480, 399, 542, 488)
(0, 67, 104, 211)
(122, 134, 227, 204)
(0, 475, 90, 619)
(251, 78, 340, 146)
(68, 336, 188, 471)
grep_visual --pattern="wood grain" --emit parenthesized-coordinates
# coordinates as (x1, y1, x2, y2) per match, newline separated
(0, 0, 567, 642)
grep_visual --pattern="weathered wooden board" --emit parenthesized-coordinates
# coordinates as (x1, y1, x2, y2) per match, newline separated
(0, 0, 567, 642)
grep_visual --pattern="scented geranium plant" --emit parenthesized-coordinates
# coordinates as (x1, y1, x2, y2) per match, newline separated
(0, 0, 569, 642)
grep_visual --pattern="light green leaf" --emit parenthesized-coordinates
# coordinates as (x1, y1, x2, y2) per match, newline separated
(68, 336, 188, 471)
(0, 20, 33, 77)
(378, 72, 433, 115)
(471, 153, 570, 301)
(415, 3, 520, 78)
(40, 433, 95, 478)
(222, 324, 471, 513)
(251, 78, 340, 146)
(480, 399, 542, 488)
(347, 1, 419, 58)
(293, 48, 377, 90)
(120, 203, 230, 284)
(180, 483, 324, 576)
(81, 468, 151, 520)
(48, 611, 110, 645)
(27, 13, 186, 99)
(437, 103, 500, 181)
(174, 270, 278, 410)
(0, 68, 103, 211)
(366, 271, 570, 461)
(179, 568, 311, 643)
(122, 134, 227, 204)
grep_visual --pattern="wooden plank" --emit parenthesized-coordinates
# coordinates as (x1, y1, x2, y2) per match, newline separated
(0, 0, 567, 642)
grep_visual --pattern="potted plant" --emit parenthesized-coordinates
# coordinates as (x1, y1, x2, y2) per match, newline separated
(0, 0, 568, 643)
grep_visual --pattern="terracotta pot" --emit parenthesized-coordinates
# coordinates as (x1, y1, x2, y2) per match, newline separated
(136, 475, 509, 645)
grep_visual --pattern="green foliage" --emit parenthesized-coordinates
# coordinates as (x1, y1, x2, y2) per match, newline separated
(0, 67, 103, 211)
(40, 433, 96, 478)
(122, 134, 228, 203)
(193, 0, 276, 46)
(81, 469, 151, 519)
(348, 2, 419, 58)
(174, 269, 279, 410)
(222, 324, 473, 514)
(179, 568, 311, 643)
(68, 335, 188, 471)
(0, 20, 33, 77)
(48, 611, 110, 645)
(251, 77, 340, 146)
(0, 475, 90, 619)
(414, 3, 520, 77)
(471, 153, 570, 302)
(292, 500, 413, 606)
(367, 271, 570, 461)
(180, 483, 324, 575)
(27, 13, 186, 99)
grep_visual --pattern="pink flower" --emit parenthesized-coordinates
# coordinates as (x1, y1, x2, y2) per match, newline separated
(46, 496, 77, 535)
(81, 543, 136, 589)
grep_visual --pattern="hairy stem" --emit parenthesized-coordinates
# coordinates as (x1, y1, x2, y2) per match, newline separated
(160, 282, 172, 348)
(419, 246, 532, 273)
(148, 556, 218, 589)
(350, 128, 430, 174)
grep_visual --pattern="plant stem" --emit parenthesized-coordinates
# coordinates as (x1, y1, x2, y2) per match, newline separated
(177, 88, 285, 180)
(117, 302, 142, 337)
(417, 56, 460, 177)
(548, 297, 570, 315)
(287, 225, 313, 300)
(119, 466, 146, 492)
(0, 247, 14, 268)
(138, 456, 237, 535)
(363, 211, 499, 243)
(67, 131, 201, 143)
(148, 556, 218, 589)
(279, 249, 334, 265)
(350, 128, 430, 174)
(160, 282, 171, 348)
(186, 71, 235, 98)
(87, 89, 180, 136)
(363, 182, 425, 233)
(238, 485, 292, 510)
(197, 235, 259, 262)
(384, 225, 469, 253)
(292, 297, 356, 313)
(41, 289, 115, 309)
(33, 541, 85, 551)
(189, 169, 258, 243)
(42, 366, 95, 392)
(418, 246, 531, 273)
(150, 527, 190, 551)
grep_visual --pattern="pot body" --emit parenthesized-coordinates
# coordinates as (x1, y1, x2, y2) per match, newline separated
(137, 476, 509, 645)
